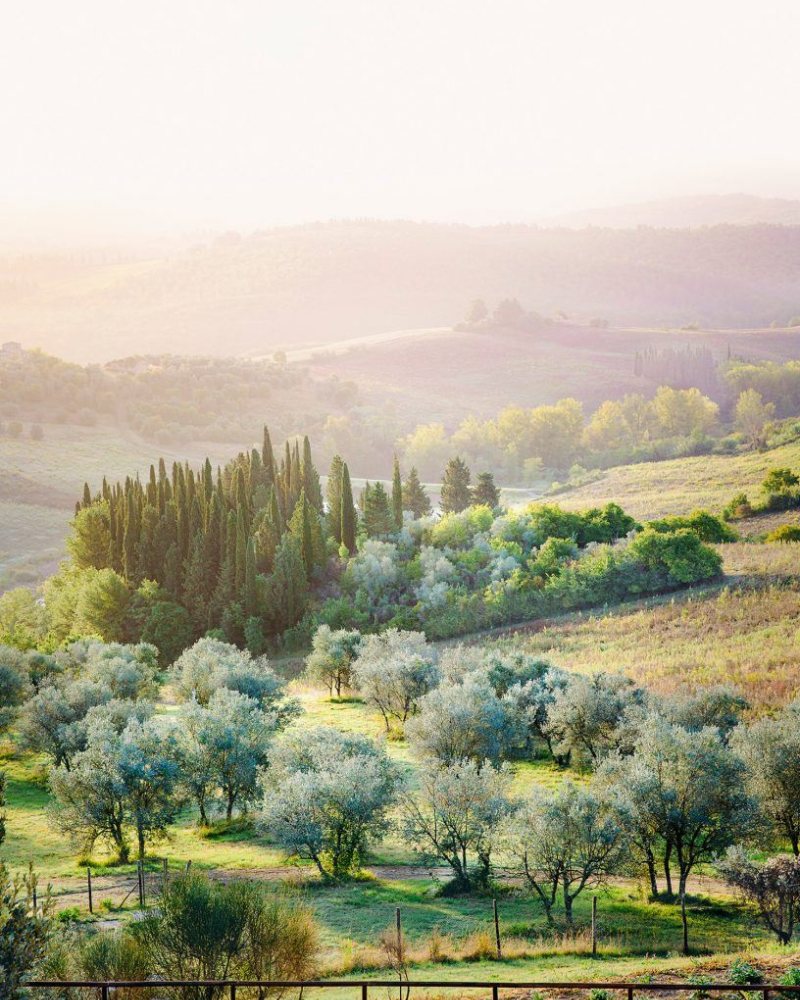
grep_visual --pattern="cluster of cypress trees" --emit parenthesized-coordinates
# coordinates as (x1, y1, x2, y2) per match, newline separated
(74, 429, 358, 644)
(71, 429, 499, 647)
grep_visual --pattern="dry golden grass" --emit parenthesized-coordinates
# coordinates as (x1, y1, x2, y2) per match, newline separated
(489, 543, 800, 710)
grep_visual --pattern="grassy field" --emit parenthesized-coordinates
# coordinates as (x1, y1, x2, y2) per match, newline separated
(4, 565, 800, 981)
(481, 542, 800, 711)
(558, 440, 800, 520)
(0, 424, 237, 592)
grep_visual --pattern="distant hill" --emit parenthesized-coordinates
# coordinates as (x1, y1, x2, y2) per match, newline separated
(4, 219, 800, 361)
(542, 193, 800, 229)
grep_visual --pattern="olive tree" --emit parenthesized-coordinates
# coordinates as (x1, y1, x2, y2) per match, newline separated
(663, 684, 748, 741)
(719, 847, 800, 944)
(49, 717, 182, 861)
(169, 638, 297, 721)
(405, 672, 512, 765)
(0, 646, 30, 732)
(261, 726, 400, 879)
(401, 759, 514, 890)
(598, 716, 757, 898)
(177, 688, 282, 822)
(502, 782, 628, 924)
(66, 640, 160, 701)
(304, 625, 362, 698)
(351, 629, 439, 732)
(732, 705, 800, 854)
(19, 678, 114, 769)
(544, 670, 646, 765)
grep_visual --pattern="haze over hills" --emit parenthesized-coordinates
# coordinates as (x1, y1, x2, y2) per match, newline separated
(541, 192, 800, 229)
(4, 217, 800, 362)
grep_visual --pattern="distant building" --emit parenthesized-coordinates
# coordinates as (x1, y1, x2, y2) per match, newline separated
(1, 341, 23, 355)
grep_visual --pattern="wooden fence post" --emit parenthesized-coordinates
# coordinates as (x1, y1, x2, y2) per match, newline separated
(87, 868, 93, 914)
(493, 898, 502, 960)
(681, 891, 689, 955)
(591, 895, 597, 957)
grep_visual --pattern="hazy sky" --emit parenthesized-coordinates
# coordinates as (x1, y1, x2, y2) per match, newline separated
(2, 0, 799, 232)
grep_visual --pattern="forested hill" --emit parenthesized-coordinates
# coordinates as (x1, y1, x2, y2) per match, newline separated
(4, 221, 800, 361)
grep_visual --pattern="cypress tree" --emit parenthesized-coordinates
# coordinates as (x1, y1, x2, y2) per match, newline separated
(440, 456, 472, 513)
(82, 482, 92, 508)
(203, 458, 214, 501)
(289, 491, 315, 579)
(301, 436, 323, 511)
(234, 505, 248, 598)
(402, 467, 432, 518)
(244, 536, 258, 617)
(209, 511, 237, 627)
(122, 490, 138, 580)
(391, 454, 403, 530)
(340, 463, 357, 555)
(326, 455, 344, 543)
(265, 535, 308, 633)
(262, 425, 277, 493)
(269, 486, 283, 540)
(147, 465, 158, 508)
(137, 505, 159, 581)
(250, 448, 263, 496)
(183, 532, 208, 632)
(203, 491, 223, 585)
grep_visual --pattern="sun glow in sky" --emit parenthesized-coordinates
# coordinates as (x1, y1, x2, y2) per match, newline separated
(2, 0, 799, 232)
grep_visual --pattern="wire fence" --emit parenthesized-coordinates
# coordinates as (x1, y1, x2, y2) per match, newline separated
(25, 980, 800, 1000)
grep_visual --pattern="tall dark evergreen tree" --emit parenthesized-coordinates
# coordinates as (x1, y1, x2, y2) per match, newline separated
(391, 454, 403, 530)
(326, 455, 344, 543)
(265, 535, 309, 633)
(301, 436, 323, 511)
(262, 425, 277, 494)
(362, 481, 393, 537)
(340, 462, 357, 555)
(402, 467, 431, 518)
(234, 505, 248, 598)
(440, 456, 472, 513)
(472, 471, 500, 508)
(244, 537, 258, 617)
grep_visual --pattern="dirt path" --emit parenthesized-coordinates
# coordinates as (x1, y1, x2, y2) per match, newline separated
(44, 862, 731, 913)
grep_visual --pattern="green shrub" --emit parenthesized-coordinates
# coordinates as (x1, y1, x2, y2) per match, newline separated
(766, 525, 800, 543)
(762, 468, 800, 494)
(132, 873, 319, 997)
(628, 528, 723, 585)
(778, 968, 800, 998)
(723, 492, 754, 520)
(728, 959, 763, 985)
(80, 931, 151, 983)
(649, 510, 737, 542)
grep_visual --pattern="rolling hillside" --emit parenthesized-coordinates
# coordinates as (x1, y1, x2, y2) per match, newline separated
(556, 439, 800, 520)
(5, 220, 800, 361)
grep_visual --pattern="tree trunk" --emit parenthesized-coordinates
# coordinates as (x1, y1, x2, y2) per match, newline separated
(645, 847, 658, 897)
(138, 827, 146, 861)
(563, 875, 574, 925)
(226, 789, 235, 821)
(663, 842, 673, 897)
